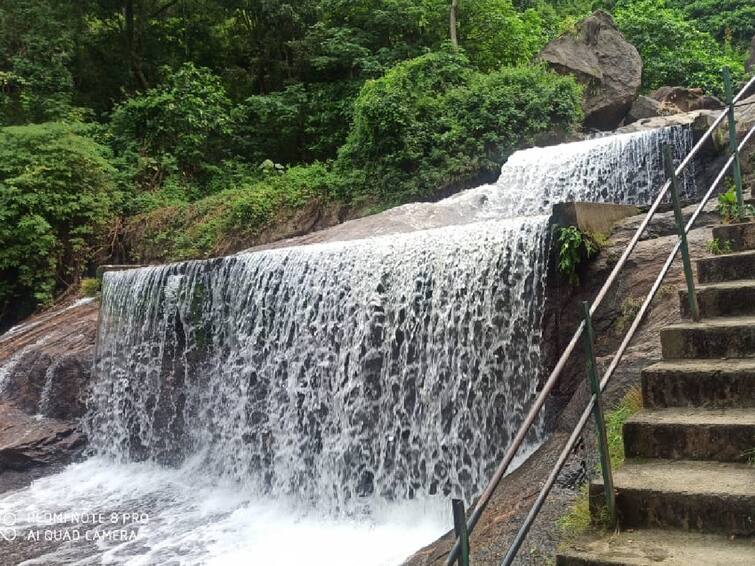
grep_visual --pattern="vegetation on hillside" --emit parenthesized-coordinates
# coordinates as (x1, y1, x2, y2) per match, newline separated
(0, 0, 750, 326)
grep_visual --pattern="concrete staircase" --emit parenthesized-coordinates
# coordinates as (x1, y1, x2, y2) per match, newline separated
(557, 221, 755, 565)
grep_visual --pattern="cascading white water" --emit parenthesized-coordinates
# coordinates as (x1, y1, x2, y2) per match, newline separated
(0, 126, 695, 565)
(88, 216, 551, 512)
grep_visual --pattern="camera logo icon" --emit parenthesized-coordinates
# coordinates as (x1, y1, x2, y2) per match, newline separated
(0, 513, 17, 542)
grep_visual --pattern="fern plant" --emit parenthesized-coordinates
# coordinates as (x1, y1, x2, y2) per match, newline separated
(556, 226, 600, 285)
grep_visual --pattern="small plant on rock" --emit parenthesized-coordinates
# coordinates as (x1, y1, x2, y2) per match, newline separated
(717, 186, 755, 224)
(556, 226, 600, 285)
(80, 278, 100, 297)
(706, 238, 733, 255)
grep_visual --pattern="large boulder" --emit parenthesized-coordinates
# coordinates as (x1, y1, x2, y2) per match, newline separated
(539, 10, 642, 131)
(624, 95, 663, 124)
(650, 86, 723, 113)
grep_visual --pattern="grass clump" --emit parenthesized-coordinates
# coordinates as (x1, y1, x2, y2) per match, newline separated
(706, 238, 733, 255)
(557, 386, 643, 540)
(613, 296, 644, 335)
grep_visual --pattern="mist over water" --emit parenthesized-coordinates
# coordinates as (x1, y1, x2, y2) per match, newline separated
(0, 127, 695, 565)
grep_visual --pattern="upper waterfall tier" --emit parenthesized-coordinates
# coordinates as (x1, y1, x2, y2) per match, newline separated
(254, 126, 695, 249)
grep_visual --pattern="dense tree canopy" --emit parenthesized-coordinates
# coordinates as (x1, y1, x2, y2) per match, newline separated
(0, 0, 749, 327)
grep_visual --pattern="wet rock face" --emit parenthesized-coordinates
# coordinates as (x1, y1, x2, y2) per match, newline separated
(0, 404, 85, 472)
(539, 10, 642, 131)
(2, 348, 94, 420)
(0, 301, 97, 475)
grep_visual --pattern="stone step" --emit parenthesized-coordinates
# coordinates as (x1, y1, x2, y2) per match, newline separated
(697, 250, 755, 284)
(660, 317, 755, 359)
(556, 528, 755, 565)
(590, 460, 755, 535)
(642, 359, 755, 408)
(712, 221, 755, 252)
(679, 280, 755, 319)
(623, 408, 755, 462)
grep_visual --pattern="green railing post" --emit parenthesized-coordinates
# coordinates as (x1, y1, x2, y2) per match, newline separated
(451, 499, 470, 566)
(723, 66, 744, 207)
(579, 301, 616, 528)
(663, 144, 700, 322)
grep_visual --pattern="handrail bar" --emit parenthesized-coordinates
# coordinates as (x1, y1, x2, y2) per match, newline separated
(500, 121, 755, 565)
(445, 72, 755, 565)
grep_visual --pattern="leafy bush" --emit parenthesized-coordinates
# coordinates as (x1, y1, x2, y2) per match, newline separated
(109, 63, 233, 195)
(672, 0, 755, 44)
(125, 163, 333, 262)
(614, 0, 746, 96)
(459, 0, 548, 70)
(234, 80, 361, 165)
(0, 122, 116, 320)
(337, 50, 582, 205)
(0, 0, 79, 125)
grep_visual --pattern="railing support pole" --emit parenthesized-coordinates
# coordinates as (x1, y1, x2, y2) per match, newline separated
(663, 144, 700, 321)
(579, 301, 616, 528)
(451, 499, 470, 566)
(723, 67, 744, 207)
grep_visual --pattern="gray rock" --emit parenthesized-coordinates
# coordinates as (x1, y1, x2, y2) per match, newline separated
(650, 86, 723, 113)
(0, 300, 97, 420)
(625, 95, 663, 124)
(539, 10, 642, 131)
(0, 403, 84, 472)
(747, 35, 755, 73)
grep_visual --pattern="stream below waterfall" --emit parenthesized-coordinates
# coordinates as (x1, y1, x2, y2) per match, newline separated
(0, 127, 695, 565)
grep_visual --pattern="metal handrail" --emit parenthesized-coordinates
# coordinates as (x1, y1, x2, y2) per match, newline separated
(501, 119, 755, 566)
(445, 72, 755, 565)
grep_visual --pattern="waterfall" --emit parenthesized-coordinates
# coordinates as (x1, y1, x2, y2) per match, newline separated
(89, 216, 551, 511)
(1, 126, 696, 565)
(86, 126, 694, 512)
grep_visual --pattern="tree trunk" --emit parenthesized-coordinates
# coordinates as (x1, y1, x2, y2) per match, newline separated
(124, 0, 149, 90)
(450, 0, 459, 49)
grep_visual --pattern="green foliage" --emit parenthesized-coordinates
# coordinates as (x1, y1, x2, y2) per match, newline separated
(0, 0, 81, 124)
(109, 63, 233, 196)
(80, 277, 100, 298)
(706, 238, 734, 255)
(338, 51, 582, 205)
(671, 0, 755, 45)
(614, 0, 746, 96)
(556, 225, 600, 285)
(458, 0, 548, 70)
(234, 80, 361, 165)
(0, 122, 116, 319)
(557, 386, 642, 539)
(127, 163, 332, 262)
(717, 185, 755, 224)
